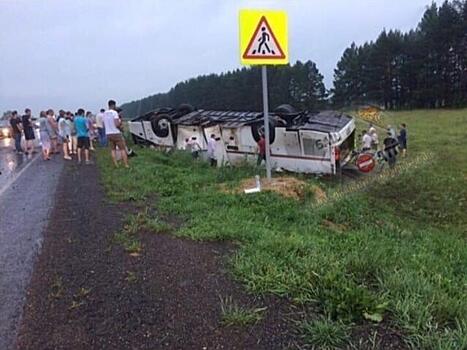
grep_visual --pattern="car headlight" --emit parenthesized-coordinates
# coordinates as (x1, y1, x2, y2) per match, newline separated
(2, 128, 9, 136)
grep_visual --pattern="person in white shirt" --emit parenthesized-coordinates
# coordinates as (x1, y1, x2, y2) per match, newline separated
(58, 116, 72, 160)
(369, 127, 379, 150)
(96, 108, 107, 146)
(361, 130, 372, 151)
(102, 100, 129, 168)
(187, 136, 201, 159)
(207, 134, 217, 166)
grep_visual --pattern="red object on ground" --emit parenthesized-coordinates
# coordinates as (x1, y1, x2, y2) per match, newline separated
(356, 153, 376, 173)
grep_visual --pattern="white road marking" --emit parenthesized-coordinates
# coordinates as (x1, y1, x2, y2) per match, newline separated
(0, 153, 40, 198)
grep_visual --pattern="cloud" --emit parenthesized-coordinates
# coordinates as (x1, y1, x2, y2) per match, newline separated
(0, 0, 437, 113)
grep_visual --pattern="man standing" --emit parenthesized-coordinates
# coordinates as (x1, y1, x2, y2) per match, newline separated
(398, 123, 408, 157)
(74, 109, 92, 164)
(67, 112, 77, 155)
(22, 108, 35, 156)
(383, 130, 398, 168)
(188, 137, 201, 159)
(57, 110, 66, 122)
(256, 135, 266, 166)
(361, 130, 372, 152)
(9, 111, 23, 153)
(207, 134, 217, 166)
(103, 100, 129, 168)
(86, 111, 96, 151)
(95, 108, 106, 146)
(369, 126, 379, 150)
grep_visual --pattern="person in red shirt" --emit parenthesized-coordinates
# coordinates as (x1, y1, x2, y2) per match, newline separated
(256, 135, 266, 166)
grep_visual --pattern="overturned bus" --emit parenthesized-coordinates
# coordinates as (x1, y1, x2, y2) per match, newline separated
(128, 104, 356, 175)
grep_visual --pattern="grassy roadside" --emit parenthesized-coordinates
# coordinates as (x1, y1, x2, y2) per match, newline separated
(97, 109, 466, 349)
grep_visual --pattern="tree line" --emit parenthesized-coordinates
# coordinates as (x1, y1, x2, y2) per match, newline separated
(121, 61, 326, 118)
(122, 0, 466, 117)
(333, 0, 466, 109)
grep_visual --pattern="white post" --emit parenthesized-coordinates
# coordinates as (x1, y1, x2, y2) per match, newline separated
(261, 65, 272, 180)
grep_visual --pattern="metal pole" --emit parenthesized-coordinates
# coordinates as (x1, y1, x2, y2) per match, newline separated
(261, 65, 272, 180)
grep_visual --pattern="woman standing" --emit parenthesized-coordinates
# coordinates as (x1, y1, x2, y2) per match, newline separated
(58, 114, 72, 160)
(46, 109, 59, 154)
(86, 111, 96, 151)
(39, 111, 52, 160)
(66, 111, 78, 154)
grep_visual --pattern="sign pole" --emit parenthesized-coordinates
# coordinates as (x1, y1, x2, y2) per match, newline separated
(261, 65, 272, 180)
(240, 9, 287, 180)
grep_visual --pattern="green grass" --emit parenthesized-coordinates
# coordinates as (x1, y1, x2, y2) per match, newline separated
(113, 209, 171, 254)
(219, 296, 265, 327)
(97, 109, 467, 348)
(301, 317, 349, 349)
(352, 109, 467, 230)
(114, 230, 142, 254)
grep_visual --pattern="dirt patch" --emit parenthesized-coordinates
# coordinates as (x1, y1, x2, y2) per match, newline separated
(321, 219, 348, 233)
(350, 319, 407, 350)
(16, 164, 297, 349)
(221, 176, 327, 201)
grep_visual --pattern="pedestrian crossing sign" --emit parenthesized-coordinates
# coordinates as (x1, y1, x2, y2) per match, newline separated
(240, 10, 288, 65)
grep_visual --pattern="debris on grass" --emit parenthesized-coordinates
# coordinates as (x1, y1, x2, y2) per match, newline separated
(321, 219, 348, 233)
(221, 176, 327, 201)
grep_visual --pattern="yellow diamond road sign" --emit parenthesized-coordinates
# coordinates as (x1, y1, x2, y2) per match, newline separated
(239, 10, 288, 65)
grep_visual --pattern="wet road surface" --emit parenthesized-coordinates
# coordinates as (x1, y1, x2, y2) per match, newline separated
(0, 138, 32, 194)
(0, 138, 64, 350)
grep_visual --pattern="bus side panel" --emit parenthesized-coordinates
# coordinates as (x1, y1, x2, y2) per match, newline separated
(141, 121, 175, 147)
(298, 130, 333, 174)
(270, 155, 333, 174)
(176, 126, 206, 150)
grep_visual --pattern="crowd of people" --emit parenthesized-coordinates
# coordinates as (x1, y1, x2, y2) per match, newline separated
(360, 124, 406, 152)
(360, 123, 408, 167)
(8, 99, 130, 168)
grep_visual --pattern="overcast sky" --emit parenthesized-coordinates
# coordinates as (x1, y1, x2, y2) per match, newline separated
(0, 0, 438, 113)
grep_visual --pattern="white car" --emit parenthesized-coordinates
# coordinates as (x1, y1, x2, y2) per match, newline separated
(0, 120, 11, 138)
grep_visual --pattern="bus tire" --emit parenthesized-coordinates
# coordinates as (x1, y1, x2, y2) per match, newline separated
(251, 120, 276, 144)
(150, 114, 172, 138)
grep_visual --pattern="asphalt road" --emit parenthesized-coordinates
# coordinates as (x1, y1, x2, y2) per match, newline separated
(0, 138, 30, 193)
(0, 137, 64, 350)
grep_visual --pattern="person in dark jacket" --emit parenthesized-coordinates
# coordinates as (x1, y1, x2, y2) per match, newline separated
(22, 108, 35, 156)
(398, 123, 407, 157)
(383, 130, 398, 168)
(9, 111, 23, 153)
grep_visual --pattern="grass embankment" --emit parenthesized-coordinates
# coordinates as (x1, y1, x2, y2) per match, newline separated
(98, 109, 466, 349)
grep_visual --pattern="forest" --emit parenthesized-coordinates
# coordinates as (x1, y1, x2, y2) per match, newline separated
(121, 0, 466, 118)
